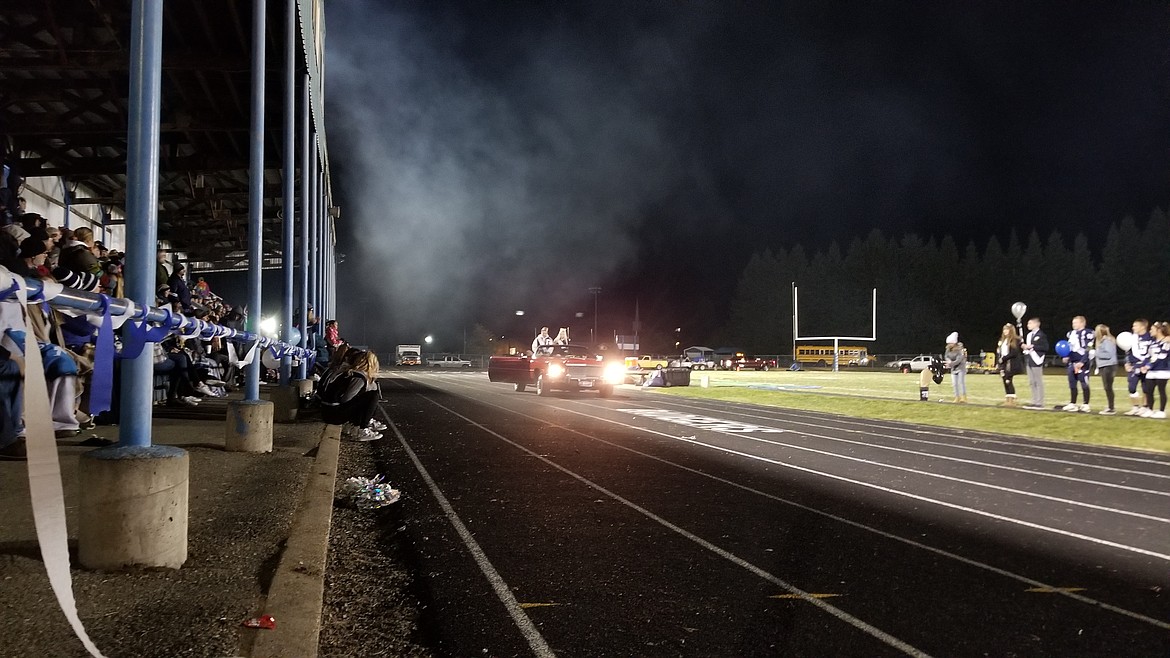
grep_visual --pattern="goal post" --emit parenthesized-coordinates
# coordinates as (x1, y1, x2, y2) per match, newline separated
(792, 284, 877, 372)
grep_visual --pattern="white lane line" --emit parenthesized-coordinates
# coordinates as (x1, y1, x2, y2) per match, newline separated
(600, 405, 1170, 496)
(414, 393, 934, 658)
(666, 396, 1170, 468)
(380, 411, 556, 658)
(652, 397, 1170, 479)
(410, 376, 1170, 629)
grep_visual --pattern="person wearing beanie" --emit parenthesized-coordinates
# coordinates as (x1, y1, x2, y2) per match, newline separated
(944, 332, 968, 403)
(18, 236, 50, 278)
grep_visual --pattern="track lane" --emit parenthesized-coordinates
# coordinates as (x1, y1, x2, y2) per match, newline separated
(379, 374, 1170, 655)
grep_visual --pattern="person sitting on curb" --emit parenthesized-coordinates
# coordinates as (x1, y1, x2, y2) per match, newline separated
(319, 350, 385, 441)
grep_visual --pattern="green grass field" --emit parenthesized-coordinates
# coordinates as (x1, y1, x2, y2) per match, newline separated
(644, 369, 1169, 453)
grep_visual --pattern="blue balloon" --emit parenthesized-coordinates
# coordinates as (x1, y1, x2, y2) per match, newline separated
(1055, 340, 1071, 357)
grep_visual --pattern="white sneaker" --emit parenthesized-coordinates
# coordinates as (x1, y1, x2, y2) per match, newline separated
(1099, 409, 1115, 416)
(369, 420, 387, 431)
(179, 396, 200, 407)
(1152, 411, 1167, 420)
(355, 427, 383, 441)
(1079, 404, 1091, 413)
(1139, 408, 1154, 418)
(1061, 403, 1079, 412)
(194, 382, 214, 397)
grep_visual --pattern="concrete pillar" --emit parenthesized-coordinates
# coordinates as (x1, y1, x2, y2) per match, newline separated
(226, 399, 274, 452)
(78, 445, 189, 570)
(271, 385, 299, 424)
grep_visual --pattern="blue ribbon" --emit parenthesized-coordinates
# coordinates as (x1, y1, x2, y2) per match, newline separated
(118, 308, 174, 361)
(0, 280, 19, 302)
(88, 294, 115, 416)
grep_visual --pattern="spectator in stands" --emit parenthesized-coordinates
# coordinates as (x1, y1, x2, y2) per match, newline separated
(319, 350, 384, 441)
(19, 212, 46, 235)
(167, 263, 193, 313)
(48, 227, 69, 270)
(0, 347, 25, 460)
(156, 250, 172, 291)
(153, 340, 201, 408)
(58, 226, 101, 276)
(323, 319, 341, 351)
(19, 236, 50, 278)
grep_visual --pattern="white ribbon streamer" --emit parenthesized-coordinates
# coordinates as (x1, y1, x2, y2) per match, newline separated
(6, 268, 106, 657)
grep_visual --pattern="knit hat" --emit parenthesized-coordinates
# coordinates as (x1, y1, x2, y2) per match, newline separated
(945, 331, 959, 344)
(19, 236, 47, 258)
(52, 267, 100, 292)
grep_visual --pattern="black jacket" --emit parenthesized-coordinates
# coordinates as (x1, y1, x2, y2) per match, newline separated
(1023, 329, 1049, 368)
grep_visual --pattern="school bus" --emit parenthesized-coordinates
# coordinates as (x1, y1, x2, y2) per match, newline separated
(795, 345, 870, 366)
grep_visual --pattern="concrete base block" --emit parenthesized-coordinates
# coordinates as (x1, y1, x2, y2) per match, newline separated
(271, 385, 300, 424)
(291, 378, 314, 397)
(78, 445, 189, 570)
(226, 399, 274, 453)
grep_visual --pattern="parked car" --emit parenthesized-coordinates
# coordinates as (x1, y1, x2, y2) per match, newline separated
(428, 355, 472, 368)
(398, 353, 422, 366)
(720, 353, 776, 371)
(886, 355, 934, 373)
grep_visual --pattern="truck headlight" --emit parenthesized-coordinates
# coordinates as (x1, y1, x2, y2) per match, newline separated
(547, 363, 565, 379)
(604, 362, 626, 384)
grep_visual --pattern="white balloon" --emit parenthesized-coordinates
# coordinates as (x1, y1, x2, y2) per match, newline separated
(1115, 331, 1134, 352)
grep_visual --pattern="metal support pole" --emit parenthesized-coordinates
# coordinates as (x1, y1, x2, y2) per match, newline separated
(307, 147, 318, 344)
(279, 0, 295, 386)
(118, 0, 164, 448)
(297, 74, 310, 379)
(317, 169, 326, 325)
(245, 0, 267, 401)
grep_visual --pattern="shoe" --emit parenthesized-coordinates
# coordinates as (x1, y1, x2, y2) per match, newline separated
(180, 396, 201, 406)
(1138, 408, 1154, 418)
(1061, 403, 1079, 412)
(1021, 404, 1042, 410)
(0, 439, 27, 461)
(204, 378, 226, 386)
(958, 396, 967, 404)
(1153, 411, 1167, 419)
(54, 429, 81, 439)
(354, 427, 383, 441)
(1079, 404, 1091, 413)
(1124, 407, 1145, 416)
(1099, 409, 1116, 416)
(369, 420, 387, 431)
(194, 382, 215, 397)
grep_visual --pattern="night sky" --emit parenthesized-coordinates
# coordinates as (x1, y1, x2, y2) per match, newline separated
(326, 1, 1170, 351)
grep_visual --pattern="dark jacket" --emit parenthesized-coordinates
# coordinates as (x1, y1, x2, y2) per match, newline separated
(58, 242, 101, 276)
(1023, 328, 1049, 368)
(168, 272, 192, 311)
(998, 339, 1025, 376)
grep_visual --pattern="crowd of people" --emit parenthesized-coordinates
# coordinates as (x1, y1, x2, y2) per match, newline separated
(935, 315, 1168, 418)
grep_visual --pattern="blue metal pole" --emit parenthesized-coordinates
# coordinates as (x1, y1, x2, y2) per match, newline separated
(317, 166, 325, 335)
(279, 0, 295, 386)
(307, 143, 318, 350)
(298, 73, 310, 379)
(245, 0, 266, 401)
(118, 0, 164, 448)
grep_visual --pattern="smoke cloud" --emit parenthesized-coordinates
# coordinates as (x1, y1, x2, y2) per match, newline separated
(326, 1, 711, 343)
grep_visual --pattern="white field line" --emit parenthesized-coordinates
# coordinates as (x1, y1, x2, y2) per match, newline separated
(381, 410, 556, 658)
(408, 375, 1170, 561)
(412, 392, 934, 658)
(660, 394, 1170, 468)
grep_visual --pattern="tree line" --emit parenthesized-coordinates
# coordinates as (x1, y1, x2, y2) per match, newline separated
(718, 209, 1170, 355)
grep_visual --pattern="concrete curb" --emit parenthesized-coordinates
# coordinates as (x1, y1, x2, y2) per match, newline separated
(247, 425, 342, 658)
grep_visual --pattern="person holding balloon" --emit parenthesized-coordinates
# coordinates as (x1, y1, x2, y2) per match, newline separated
(1059, 315, 1094, 413)
(1122, 319, 1154, 416)
(1137, 321, 1168, 419)
(1020, 317, 1049, 410)
(1093, 324, 1118, 415)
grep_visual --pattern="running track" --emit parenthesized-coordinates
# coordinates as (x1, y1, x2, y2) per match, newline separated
(371, 372, 1170, 657)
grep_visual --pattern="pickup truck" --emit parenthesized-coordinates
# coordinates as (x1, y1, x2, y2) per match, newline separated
(623, 354, 671, 370)
(428, 355, 472, 368)
(886, 355, 934, 373)
(726, 355, 776, 371)
(488, 345, 627, 397)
